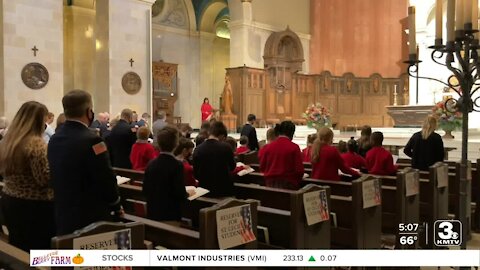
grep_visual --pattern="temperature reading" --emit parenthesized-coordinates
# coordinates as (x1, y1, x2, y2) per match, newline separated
(400, 235, 418, 245)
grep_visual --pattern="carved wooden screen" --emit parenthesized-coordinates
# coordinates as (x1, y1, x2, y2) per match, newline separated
(152, 61, 178, 123)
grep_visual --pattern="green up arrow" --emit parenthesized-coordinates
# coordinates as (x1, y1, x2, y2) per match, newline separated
(308, 256, 316, 262)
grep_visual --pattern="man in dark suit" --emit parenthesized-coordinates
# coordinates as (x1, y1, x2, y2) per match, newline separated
(90, 112, 109, 138)
(48, 90, 122, 235)
(106, 109, 137, 169)
(193, 121, 235, 197)
(240, 114, 260, 151)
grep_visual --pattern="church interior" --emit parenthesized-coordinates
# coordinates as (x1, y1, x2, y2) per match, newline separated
(2, 0, 480, 268)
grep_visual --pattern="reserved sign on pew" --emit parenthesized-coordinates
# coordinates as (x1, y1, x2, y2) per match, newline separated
(362, 179, 381, 209)
(302, 190, 329, 226)
(437, 166, 448, 188)
(405, 172, 419, 197)
(216, 205, 256, 249)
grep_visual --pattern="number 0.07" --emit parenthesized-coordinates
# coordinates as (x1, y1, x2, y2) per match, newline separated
(320, 255, 336, 261)
(398, 223, 419, 232)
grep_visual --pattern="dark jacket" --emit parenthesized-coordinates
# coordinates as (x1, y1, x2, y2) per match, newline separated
(193, 139, 236, 197)
(240, 123, 260, 151)
(143, 153, 187, 221)
(48, 121, 121, 235)
(105, 119, 137, 169)
(404, 131, 445, 170)
(90, 120, 108, 138)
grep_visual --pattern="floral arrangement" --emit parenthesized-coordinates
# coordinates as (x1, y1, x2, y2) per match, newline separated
(302, 103, 332, 129)
(432, 101, 462, 131)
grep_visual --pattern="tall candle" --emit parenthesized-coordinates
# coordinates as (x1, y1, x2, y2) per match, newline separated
(447, 0, 456, 41)
(408, 6, 417, 54)
(436, 0, 443, 40)
(465, 0, 472, 24)
(456, 0, 464, 30)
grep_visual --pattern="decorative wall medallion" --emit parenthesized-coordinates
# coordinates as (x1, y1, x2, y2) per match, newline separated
(21, 62, 49, 89)
(122, 72, 142, 95)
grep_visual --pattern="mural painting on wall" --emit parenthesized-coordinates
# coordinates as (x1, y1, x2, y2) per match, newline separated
(21, 62, 49, 90)
(152, 0, 188, 29)
(122, 72, 142, 95)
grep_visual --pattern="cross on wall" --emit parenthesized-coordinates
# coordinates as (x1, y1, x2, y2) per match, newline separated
(129, 58, 134, 67)
(32, 46, 38, 57)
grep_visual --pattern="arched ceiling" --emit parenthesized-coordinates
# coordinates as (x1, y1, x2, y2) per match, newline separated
(192, 0, 229, 32)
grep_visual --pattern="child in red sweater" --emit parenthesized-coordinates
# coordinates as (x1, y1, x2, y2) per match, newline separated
(341, 137, 366, 170)
(310, 127, 360, 181)
(236, 135, 250, 155)
(302, 133, 317, 163)
(259, 121, 304, 189)
(174, 137, 197, 187)
(365, 132, 397, 176)
(130, 126, 158, 171)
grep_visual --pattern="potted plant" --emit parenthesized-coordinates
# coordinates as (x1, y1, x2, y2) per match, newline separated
(432, 100, 462, 139)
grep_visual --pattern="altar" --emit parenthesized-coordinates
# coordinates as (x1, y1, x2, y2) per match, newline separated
(386, 105, 434, 128)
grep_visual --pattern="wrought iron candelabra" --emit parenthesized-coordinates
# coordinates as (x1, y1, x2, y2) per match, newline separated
(405, 27, 480, 249)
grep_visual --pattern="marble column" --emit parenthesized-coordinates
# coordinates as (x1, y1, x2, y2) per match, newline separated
(95, 0, 155, 116)
(0, 0, 64, 121)
(228, 0, 260, 68)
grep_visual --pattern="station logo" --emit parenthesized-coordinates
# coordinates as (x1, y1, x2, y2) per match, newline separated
(434, 220, 462, 246)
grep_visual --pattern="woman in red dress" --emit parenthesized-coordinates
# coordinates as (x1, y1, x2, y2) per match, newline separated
(201, 98, 213, 123)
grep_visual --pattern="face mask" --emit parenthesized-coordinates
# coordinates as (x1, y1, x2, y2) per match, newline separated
(87, 109, 95, 126)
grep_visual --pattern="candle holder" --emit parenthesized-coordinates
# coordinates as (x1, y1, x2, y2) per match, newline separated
(405, 25, 480, 251)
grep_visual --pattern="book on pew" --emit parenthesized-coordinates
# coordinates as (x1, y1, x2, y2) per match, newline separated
(236, 162, 255, 176)
(116, 175, 130, 185)
(185, 186, 210, 200)
(392, 154, 399, 164)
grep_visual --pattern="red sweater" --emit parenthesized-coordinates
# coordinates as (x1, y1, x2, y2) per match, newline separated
(236, 145, 249, 155)
(258, 136, 304, 188)
(302, 146, 312, 163)
(365, 146, 398, 176)
(311, 145, 360, 181)
(182, 160, 197, 187)
(130, 141, 158, 171)
(341, 151, 366, 170)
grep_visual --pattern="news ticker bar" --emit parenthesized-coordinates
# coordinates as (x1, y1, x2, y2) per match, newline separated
(30, 250, 480, 267)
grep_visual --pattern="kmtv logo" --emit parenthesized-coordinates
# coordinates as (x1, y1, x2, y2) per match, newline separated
(434, 220, 462, 246)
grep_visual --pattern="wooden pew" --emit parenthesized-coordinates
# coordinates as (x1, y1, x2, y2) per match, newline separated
(123, 198, 260, 250)
(118, 183, 331, 249)
(0, 240, 48, 270)
(382, 162, 449, 248)
(234, 176, 382, 249)
(51, 221, 145, 249)
(302, 169, 420, 249)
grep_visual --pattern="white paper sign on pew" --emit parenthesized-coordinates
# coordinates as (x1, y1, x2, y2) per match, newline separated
(405, 171, 419, 197)
(362, 178, 381, 209)
(216, 205, 256, 250)
(73, 229, 132, 270)
(467, 161, 472, 181)
(303, 190, 330, 226)
(437, 165, 448, 188)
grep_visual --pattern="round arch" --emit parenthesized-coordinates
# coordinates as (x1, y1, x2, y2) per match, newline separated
(199, 0, 228, 33)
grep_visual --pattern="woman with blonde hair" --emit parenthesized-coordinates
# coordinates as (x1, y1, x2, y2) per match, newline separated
(404, 115, 444, 170)
(0, 101, 55, 251)
(311, 127, 360, 181)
